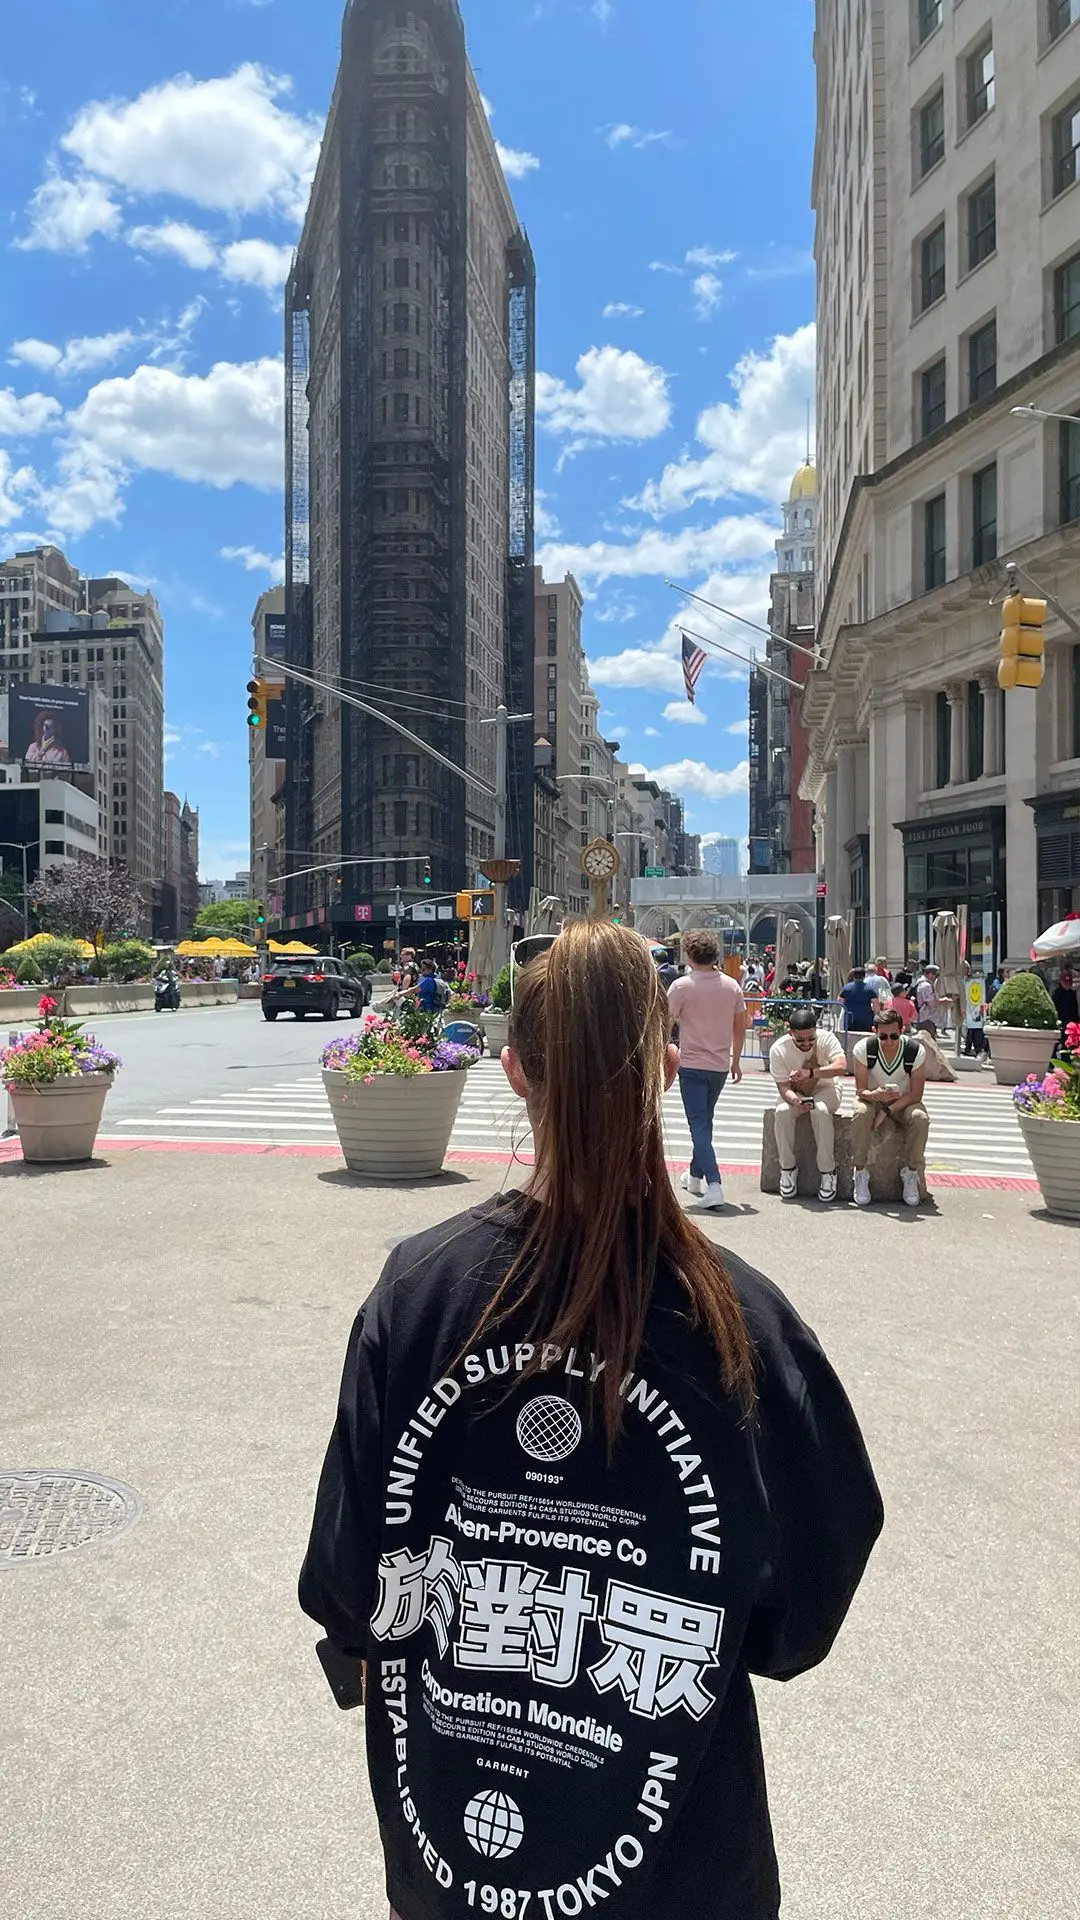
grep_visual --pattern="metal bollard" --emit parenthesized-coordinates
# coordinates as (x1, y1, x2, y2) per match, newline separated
(3, 1029, 17, 1137)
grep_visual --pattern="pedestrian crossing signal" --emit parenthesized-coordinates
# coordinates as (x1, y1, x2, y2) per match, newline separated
(246, 678, 268, 728)
(998, 594, 1046, 691)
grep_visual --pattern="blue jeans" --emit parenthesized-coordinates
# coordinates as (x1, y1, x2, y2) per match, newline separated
(678, 1067, 728, 1187)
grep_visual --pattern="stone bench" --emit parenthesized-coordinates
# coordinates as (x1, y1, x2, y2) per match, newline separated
(760, 1110, 929, 1203)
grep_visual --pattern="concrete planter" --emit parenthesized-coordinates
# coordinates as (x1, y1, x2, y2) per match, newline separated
(1017, 1114, 1080, 1219)
(8, 1072, 113, 1163)
(986, 1024, 1058, 1087)
(481, 1012, 511, 1053)
(65, 984, 155, 1018)
(0, 987, 48, 1022)
(322, 1068, 466, 1178)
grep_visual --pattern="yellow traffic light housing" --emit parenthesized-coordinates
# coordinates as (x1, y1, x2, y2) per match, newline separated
(998, 594, 1046, 691)
(246, 677, 268, 728)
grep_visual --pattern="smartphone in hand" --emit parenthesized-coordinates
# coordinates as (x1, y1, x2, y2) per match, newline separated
(316, 1638, 366, 1711)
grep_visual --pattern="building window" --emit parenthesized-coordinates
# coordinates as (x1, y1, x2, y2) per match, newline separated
(393, 257, 410, 287)
(972, 464, 998, 566)
(1054, 253, 1080, 341)
(920, 222, 946, 309)
(1061, 417, 1080, 524)
(924, 493, 947, 589)
(44, 840, 65, 855)
(966, 682, 985, 781)
(1048, 0, 1080, 45)
(918, 90, 945, 175)
(1051, 94, 1080, 198)
(393, 303, 410, 332)
(921, 356, 947, 435)
(394, 215, 410, 241)
(968, 317, 997, 400)
(392, 393, 410, 422)
(966, 175, 996, 269)
(44, 808, 64, 824)
(966, 41, 995, 127)
(935, 692, 951, 788)
(917, 0, 942, 45)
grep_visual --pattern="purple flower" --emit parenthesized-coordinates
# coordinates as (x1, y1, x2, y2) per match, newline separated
(430, 1039, 480, 1072)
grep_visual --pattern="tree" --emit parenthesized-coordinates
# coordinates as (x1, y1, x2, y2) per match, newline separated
(30, 858, 142, 953)
(192, 899, 263, 939)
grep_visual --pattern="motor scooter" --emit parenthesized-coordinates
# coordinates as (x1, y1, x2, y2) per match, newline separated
(154, 971, 181, 1013)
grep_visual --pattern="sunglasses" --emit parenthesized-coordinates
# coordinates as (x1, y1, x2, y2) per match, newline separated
(509, 934, 560, 1006)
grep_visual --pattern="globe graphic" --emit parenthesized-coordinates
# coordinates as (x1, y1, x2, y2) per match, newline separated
(516, 1396, 582, 1464)
(463, 1790, 525, 1859)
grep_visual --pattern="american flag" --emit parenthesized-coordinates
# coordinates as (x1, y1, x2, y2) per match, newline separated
(681, 633, 707, 705)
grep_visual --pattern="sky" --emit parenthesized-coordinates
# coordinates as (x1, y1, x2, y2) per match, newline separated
(0, 0, 817, 881)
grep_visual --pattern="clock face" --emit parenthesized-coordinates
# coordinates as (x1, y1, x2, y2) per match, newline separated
(581, 840, 618, 881)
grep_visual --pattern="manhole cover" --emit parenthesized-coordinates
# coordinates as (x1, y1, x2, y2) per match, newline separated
(0, 1470, 143, 1567)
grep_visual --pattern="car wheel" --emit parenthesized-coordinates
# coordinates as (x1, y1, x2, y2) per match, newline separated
(295, 1010, 307, 1020)
(323, 997, 339, 1021)
(263, 1009, 278, 1022)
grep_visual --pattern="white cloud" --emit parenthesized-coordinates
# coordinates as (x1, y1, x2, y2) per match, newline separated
(630, 323, 816, 516)
(662, 701, 708, 726)
(726, 716, 750, 736)
(68, 356, 284, 491)
(539, 513, 774, 587)
(197, 740, 221, 758)
(593, 0, 614, 20)
(533, 490, 561, 541)
(587, 561, 773, 693)
(604, 124, 671, 151)
(127, 220, 218, 269)
(221, 544, 285, 583)
(629, 756, 749, 800)
(692, 272, 724, 319)
(686, 246, 737, 269)
(9, 332, 138, 378)
(643, 727, 659, 737)
(0, 452, 39, 527)
(0, 389, 62, 435)
(35, 442, 125, 537)
(536, 346, 672, 452)
(17, 170, 121, 252)
(496, 142, 540, 180)
(602, 302, 644, 319)
(649, 260, 682, 275)
(592, 649, 685, 694)
(60, 63, 322, 219)
(220, 237, 293, 289)
(593, 596, 638, 624)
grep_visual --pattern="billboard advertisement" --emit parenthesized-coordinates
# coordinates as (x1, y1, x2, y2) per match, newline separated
(8, 684, 91, 770)
(263, 612, 287, 662)
(266, 691, 286, 761)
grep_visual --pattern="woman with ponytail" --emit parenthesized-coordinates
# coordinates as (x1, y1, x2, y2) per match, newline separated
(301, 922, 882, 1920)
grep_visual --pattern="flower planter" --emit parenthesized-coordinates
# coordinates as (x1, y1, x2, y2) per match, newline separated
(322, 1068, 467, 1178)
(8, 1072, 113, 1163)
(481, 1012, 510, 1053)
(986, 1024, 1058, 1087)
(1017, 1113, 1080, 1218)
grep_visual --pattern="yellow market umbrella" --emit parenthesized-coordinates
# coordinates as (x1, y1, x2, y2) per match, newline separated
(175, 940, 210, 956)
(6, 931, 95, 958)
(269, 939, 319, 955)
(217, 940, 257, 956)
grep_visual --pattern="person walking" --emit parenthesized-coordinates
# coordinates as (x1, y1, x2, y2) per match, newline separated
(851, 1008, 930, 1208)
(769, 1005, 847, 1203)
(839, 965, 880, 1041)
(299, 921, 883, 1920)
(666, 929, 746, 1210)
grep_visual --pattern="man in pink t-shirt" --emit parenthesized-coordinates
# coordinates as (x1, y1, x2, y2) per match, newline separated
(666, 929, 746, 1210)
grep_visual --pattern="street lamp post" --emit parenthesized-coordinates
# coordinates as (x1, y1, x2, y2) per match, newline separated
(0, 840, 38, 939)
(1009, 404, 1080, 427)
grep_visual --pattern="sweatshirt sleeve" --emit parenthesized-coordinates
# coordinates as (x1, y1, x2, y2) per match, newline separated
(298, 1284, 391, 1656)
(741, 1286, 884, 1683)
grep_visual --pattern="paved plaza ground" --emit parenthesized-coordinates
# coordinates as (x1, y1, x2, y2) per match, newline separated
(1, 1147, 1077, 1919)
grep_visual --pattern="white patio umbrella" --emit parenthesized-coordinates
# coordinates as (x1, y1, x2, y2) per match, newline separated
(467, 915, 496, 993)
(932, 910, 963, 999)
(825, 914, 851, 999)
(1031, 912, 1080, 960)
(527, 892, 565, 937)
(776, 917, 803, 979)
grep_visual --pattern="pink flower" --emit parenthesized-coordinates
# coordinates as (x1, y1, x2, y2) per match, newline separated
(38, 995, 58, 1015)
(363, 1073, 375, 1085)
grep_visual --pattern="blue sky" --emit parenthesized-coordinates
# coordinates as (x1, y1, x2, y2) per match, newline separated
(0, 0, 816, 880)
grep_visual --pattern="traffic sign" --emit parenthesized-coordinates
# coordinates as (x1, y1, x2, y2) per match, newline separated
(644, 866, 665, 878)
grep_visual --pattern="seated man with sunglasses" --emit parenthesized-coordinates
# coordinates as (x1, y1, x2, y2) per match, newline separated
(769, 1005, 847, 1203)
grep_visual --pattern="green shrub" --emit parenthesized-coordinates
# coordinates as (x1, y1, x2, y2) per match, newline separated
(100, 939, 155, 983)
(22, 936, 86, 984)
(986, 970, 1058, 1030)
(12, 950, 44, 984)
(491, 964, 511, 1013)
(344, 947, 377, 974)
(376, 958, 394, 974)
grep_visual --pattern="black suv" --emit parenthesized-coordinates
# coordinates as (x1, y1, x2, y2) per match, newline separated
(261, 957, 371, 1022)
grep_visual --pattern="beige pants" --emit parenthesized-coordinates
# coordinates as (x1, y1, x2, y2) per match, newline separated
(773, 1087, 841, 1174)
(851, 1099, 930, 1172)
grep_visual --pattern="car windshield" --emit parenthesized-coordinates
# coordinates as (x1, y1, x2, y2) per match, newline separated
(270, 960, 326, 975)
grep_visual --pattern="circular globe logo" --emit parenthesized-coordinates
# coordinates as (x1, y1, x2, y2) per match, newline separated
(463, 1790, 525, 1859)
(516, 1396, 582, 1464)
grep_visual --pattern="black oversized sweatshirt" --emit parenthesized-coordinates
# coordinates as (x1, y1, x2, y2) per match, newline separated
(299, 1196, 883, 1920)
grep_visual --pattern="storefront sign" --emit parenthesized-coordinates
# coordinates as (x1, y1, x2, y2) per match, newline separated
(899, 811, 1003, 847)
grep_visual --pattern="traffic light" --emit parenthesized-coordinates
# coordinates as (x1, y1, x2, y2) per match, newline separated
(421, 856, 432, 886)
(331, 872, 342, 901)
(998, 594, 1046, 691)
(246, 677, 268, 728)
(255, 908, 266, 927)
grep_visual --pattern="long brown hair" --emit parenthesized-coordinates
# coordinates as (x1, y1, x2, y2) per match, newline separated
(468, 920, 755, 1446)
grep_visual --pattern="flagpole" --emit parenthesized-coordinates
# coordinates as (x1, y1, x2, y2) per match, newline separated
(667, 579, 820, 664)
(681, 626, 802, 691)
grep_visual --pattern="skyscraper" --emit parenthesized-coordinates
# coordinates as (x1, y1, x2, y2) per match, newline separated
(748, 463, 817, 876)
(283, 0, 536, 944)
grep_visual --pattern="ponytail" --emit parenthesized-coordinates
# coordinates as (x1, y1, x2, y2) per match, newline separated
(467, 921, 754, 1448)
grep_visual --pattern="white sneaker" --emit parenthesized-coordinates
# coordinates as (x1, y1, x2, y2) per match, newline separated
(680, 1172, 704, 1197)
(901, 1167, 921, 1208)
(699, 1181, 725, 1210)
(779, 1167, 798, 1200)
(853, 1168, 872, 1208)
(818, 1172, 838, 1204)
